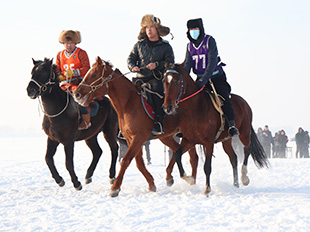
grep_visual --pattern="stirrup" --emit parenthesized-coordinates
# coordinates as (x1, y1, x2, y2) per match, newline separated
(78, 120, 91, 130)
(151, 122, 164, 135)
(228, 126, 239, 137)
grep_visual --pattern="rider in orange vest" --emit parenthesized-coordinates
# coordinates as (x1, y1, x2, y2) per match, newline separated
(56, 30, 91, 130)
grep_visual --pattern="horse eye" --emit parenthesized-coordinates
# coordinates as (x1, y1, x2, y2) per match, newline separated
(91, 74, 96, 78)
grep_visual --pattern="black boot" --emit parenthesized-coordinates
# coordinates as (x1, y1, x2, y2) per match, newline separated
(228, 120, 239, 137)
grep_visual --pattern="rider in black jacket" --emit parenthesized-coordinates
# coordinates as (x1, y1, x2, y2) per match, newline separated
(128, 14, 174, 135)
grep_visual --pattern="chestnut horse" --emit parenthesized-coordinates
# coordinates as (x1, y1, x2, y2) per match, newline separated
(26, 58, 119, 190)
(73, 57, 198, 197)
(162, 64, 269, 195)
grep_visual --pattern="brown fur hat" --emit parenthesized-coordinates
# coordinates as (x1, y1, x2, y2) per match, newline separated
(59, 30, 81, 44)
(138, 14, 170, 40)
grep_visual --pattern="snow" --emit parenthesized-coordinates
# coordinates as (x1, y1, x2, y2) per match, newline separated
(1, 136, 309, 231)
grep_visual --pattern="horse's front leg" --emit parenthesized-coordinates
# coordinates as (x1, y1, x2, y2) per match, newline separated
(110, 139, 143, 197)
(84, 136, 102, 184)
(45, 138, 64, 187)
(177, 139, 195, 185)
(64, 142, 82, 190)
(203, 142, 215, 196)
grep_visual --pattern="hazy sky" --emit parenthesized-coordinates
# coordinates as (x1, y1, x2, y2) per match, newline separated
(1, 0, 309, 137)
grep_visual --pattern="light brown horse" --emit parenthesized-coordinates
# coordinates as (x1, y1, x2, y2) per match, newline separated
(73, 57, 197, 197)
(162, 64, 269, 195)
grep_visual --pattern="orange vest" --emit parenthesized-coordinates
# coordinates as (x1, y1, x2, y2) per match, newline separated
(59, 48, 84, 91)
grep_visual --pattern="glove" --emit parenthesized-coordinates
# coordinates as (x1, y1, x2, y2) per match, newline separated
(58, 74, 66, 81)
(64, 70, 74, 78)
(64, 69, 80, 78)
(196, 79, 206, 89)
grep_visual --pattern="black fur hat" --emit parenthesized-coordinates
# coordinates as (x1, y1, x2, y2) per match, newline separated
(186, 18, 205, 42)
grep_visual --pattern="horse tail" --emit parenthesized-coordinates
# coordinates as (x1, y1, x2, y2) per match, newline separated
(249, 126, 269, 168)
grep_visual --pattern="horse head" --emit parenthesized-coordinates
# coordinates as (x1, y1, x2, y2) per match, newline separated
(162, 64, 185, 115)
(27, 58, 58, 99)
(73, 56, 114, 106)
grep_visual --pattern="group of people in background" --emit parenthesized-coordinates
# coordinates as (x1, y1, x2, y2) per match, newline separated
(257, 125, 309, 158)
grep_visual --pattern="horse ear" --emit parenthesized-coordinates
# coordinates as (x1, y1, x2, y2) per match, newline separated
(96, 56, 102, 65)
(49, 58, 53, 65)
(32, 58, 37, 65)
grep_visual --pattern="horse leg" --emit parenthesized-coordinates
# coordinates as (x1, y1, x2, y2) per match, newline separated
(222, 140, 239, 188)
(202, 142, 215, 196)
(165, 155, 176, 186)
(134, 150, 156, 192)
(104, 130, 118, 184)
(64, 142, 82, 190)
(45, 138, 64, 187)
(110, 139, 144, 197)
(188, 147, 198, 184)
(84, 135, 102, 184)
(242, 146, 251, 186)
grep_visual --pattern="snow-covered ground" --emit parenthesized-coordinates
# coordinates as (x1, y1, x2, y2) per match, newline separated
(0, 136, 309, 231)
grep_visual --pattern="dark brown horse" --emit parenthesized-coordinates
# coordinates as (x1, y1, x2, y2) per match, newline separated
(26, 58, 119, 190)
(73, 57, 198, 197)
(162, 64, 269, 195)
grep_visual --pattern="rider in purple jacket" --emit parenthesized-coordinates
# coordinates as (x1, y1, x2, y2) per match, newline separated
(184, 18, 239, 137)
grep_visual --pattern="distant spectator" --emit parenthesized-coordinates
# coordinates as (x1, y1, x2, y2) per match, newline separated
(278, 130, 288, 158)
(295, 127, 306, 158)
(257, 127, 263, 144)
(304, 131, 309, 158)
(261, 125, 274, 158)
(144, 140, 152, 165)
(273, 131, 280, 158)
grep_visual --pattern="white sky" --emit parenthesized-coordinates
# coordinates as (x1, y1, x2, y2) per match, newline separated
(1, 0, 309, 137)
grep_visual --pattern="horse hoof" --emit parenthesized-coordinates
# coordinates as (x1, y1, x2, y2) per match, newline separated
(149, 185, 156, 192)
(109, 189, 120, 197)
(204, 186, 211, 196)
(166, 178, 174, 187)
(182, 175, 195, 185)
(75, 183, 82, 191)
(109, 177, 116, 185)
(242, 177, 250, 186)
(58, 178, 65, 187)
(234, 182, 239, 188)
(85, 177, 92, 184)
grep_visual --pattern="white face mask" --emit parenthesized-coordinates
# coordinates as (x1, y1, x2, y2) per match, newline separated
(189, 29, 200, 40)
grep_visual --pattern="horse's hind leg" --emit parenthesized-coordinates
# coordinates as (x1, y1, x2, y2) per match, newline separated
(64, 142, 82, 190)
(188, 147, 198, 184)
(85, 135, 102, 184)
(241, 146, 251, 186)
(222, 141, 239, 188)
(135, 150, 156, 192)
(45, 138, 64, 187)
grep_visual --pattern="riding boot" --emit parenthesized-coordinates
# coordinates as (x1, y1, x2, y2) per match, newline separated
(228, 120, 239, 137)
(78, 113, 91, 130)
(151, 115, 164, 135)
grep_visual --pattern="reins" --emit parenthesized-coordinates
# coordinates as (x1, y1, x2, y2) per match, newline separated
(31, 67, 71, 118)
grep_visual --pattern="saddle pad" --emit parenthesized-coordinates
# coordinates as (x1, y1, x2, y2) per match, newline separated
(141, 95, 155, 120)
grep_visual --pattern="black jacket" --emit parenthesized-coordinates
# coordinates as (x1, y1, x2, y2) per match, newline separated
(127, 37, 174, 79)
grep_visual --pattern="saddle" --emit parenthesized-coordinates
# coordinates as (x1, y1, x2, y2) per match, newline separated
(133, 81, 161, 121)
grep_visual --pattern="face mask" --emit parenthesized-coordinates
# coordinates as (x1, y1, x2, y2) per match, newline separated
(190, 30, 200, 40)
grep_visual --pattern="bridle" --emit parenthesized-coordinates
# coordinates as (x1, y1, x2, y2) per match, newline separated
(30, 64, 71, 118)
(77, 61, 116, 105)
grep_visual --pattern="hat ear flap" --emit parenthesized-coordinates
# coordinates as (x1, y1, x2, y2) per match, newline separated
(75, 31, 81, 44)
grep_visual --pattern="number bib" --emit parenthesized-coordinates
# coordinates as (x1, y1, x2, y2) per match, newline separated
(188, 35, 218, 75)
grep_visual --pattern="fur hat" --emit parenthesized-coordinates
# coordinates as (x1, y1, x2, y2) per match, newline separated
(59, 30, 81, 44)
(138, 14, 170, 40)
(186, 18, 205, 42)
